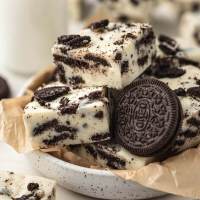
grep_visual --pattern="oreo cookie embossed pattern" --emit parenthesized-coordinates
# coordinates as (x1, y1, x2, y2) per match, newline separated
(115, 79, 182, 157)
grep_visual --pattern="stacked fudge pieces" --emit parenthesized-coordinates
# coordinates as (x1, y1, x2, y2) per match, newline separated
(0, 171, 56, 200)
(24, 19, 156, 170)
(24, 19, 200, 170)
(144, 34, 200, 155)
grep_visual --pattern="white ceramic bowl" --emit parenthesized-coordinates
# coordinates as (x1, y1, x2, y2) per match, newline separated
(21, 77, 166, 199)
(27, 151, 166, 200)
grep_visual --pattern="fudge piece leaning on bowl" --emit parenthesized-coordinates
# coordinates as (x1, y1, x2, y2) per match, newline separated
(0, 171, 56, 200)
(144, 34, 200, 154)
(23, 82, 110, 149)
(52, 19, 156, 89)
(70, 142, 154, 170)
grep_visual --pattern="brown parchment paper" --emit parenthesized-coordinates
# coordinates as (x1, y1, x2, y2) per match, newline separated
(1, 66, 200, 199)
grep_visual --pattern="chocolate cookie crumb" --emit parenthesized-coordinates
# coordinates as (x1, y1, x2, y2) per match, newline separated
(67, 36, 91, 49)
(89, 19, 109, 32)
(187, 86, 200, 98)
(121, 61, 129, 74)
(53, 54, 90, 69)
(58, 35, 80, 45)
(55, 125, 78, 134)
(114, 53, 122, 61)
(59, 103, 79, 115)
(183, 129, 198, 138)
(43, 132, 76, 145)
(88, 91, 102, 100)
(158, 34, 180, 55)
(33, 119, 58, 136)
(27, 183, 39, 191)
(55, 65, 67, 83)
(174, 88, 186, 96)
(130, 0, 140, 6)
(194, 26, 200, 45)
(35, 86, 70, 102)
(91, 132, 110, 141)
(137, 55, 148, 66)
(69, 76, 85, 85)
(187, 117, 200, 127)
(94, 111, 104, 119)
(84, 53, 110, 66)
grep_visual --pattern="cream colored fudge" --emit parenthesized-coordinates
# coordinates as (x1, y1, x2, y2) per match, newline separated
(71, 142, 153, 170)
(144, 36, 200, 154)
(52, 20, 156, 89)
(97, 0, 154, 23)
(23, 82, 110, 148)
(179, 12, 200, 47)
(0, 171, 56, 200)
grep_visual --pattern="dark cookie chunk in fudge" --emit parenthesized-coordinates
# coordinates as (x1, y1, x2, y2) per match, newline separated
(57, 34, 80, 45)
(187, 86, 200, 98)
(43, 132, 77, 146)
(114, 53, 122, 61)
(137, 55, 148, 66)
(94, 111, 104, 119)
(193, 26, 200, 45)
(58, 34, 91, 49)
(33, 119, 58, 136)
(121, 61, 129, 74)
(59, 103, 79, 115)
(27, 183, 39, 191)
(67, 36, 91, 49)
(84, 53, 110, 66)
(35, 86, 70, 102)
(53, 65, 67, 83)
(91, 132, 110, 141)
(69, 76, 85, 85)
(158, 34, 181, 55)
(88, 91, 102, 100)
(53, 54, 90, 69)
(174, 88, 187, 97)
(89, 19, 109, 32)
(147, 56, 186, 78)
(115, 78, 183, 157)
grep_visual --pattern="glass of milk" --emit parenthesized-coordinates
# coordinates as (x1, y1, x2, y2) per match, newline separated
(0, 0, 68, 75)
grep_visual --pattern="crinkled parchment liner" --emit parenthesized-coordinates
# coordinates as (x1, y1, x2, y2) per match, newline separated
(1, 66, 200, 199)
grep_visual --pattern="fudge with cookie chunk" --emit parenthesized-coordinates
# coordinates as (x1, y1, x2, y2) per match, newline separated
(97, 0, 154, 23)
(144, 35, 200, 155)
(70, 142, 153, 170)
(52, 20, 156, 89)
(23, 82, 110, 148)
(0, 171, 56, 200)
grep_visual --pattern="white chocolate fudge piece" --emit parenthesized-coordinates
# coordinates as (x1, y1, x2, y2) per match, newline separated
(175, 0, 200, 13)
(71, 142, 153, 170)
(0, 171, 56, 200)
(23, 82, 110, 148)
(52, 20, 156, 89)
(179, 13, 200, 47)
(97, 0, 154, 23)
(144, 37, 200, 154)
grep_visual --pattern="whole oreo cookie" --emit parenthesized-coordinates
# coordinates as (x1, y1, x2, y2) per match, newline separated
(0, 76, 10, 100)
(115, 78, 182, 157)
(34, 86, 70, 102)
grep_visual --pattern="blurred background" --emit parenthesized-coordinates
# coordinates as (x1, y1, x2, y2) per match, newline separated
(0, 0, 200, 97)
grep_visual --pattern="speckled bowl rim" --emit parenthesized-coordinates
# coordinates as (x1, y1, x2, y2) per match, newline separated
(19, 75, 121, 176)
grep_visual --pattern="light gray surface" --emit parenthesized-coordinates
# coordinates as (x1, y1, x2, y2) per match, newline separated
(0, 66, 194, 200)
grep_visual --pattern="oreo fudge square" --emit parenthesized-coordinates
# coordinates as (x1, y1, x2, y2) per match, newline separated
(144, 35, 200, 154)
(71, 142, 153, 170)
(52, 20, 156, 89)
(0, 171, 56, 200)
(23, 82, 110, 148)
